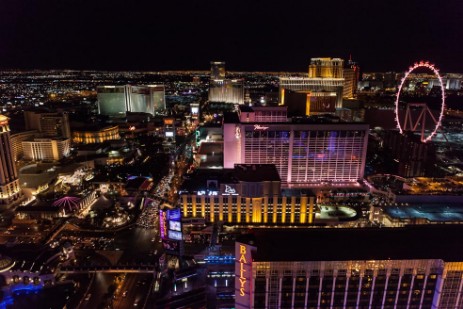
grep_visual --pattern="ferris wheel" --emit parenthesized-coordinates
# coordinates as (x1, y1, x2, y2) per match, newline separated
(394, 61, 446, 143)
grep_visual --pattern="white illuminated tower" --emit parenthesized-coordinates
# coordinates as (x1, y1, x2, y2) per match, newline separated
(0, 115, 21, 206)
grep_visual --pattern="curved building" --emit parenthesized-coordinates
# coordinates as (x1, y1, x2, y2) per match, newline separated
(72, 125, 120, 144)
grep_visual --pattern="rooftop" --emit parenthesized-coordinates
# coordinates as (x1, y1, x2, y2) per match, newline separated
(180, 164, 280, 192)
(239, 225, 463, 262)
(233, 164, 280, 182)
(224, 111, 364, 126)
(384, 203, 463, 222)
(181, 169, 237, 193)
(197, 142, 222, 155)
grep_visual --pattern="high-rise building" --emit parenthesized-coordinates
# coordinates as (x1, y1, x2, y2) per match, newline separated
(235, 226, 463, 309)
(24, 111, 71, 139)
(210, 61, 226, 80)
(128, 85, 166, 115)
(96, 86, 128, 115)
(383, 131, 435, 177)
(0, 115, 21, 206)
(209, 61, 244, 104)
(223, 106, 369, 186)
(280, 58, 345, 115)
(209, 79, 244, 104)
(308, 57, 344, 78)
(97, 85, 165, 116)
(343, 57, 360, 98)
(10, 130, 38, 161)
(22, 138, 70, 161)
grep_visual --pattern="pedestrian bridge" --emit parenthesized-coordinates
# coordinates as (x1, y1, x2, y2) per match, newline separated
(59, 265, 157, 274)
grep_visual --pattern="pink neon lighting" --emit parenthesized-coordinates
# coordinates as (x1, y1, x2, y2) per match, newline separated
(394, 61, 445, 143)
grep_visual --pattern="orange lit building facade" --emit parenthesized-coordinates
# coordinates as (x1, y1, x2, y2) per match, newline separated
(178, 164, 317, 225)
(180, 193, 316, 225)
(72, 126, 120, 144)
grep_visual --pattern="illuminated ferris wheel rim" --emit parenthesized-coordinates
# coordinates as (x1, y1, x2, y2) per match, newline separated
(394, 61, 446, 143)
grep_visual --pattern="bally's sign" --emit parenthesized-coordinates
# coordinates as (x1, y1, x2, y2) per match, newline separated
(235, 242, 255, 309)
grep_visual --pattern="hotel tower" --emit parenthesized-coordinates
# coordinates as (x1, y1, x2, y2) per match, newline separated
(0, 115, 21, 206)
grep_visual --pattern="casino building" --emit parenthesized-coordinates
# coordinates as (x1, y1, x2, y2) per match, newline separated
(235, 226, 463, 309)
(208, 61, 244, 105)
(0, 115, 21, 205)
(223, 106, 369, 187)
(97, 85, 165, 116)
(72, 125, 120, 144)
(178, 164, 317, 225)
(279, 58, 345, 115)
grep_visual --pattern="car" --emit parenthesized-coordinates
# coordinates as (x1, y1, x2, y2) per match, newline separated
(122, 291, 128, 297)
(84, 294, 91, 301)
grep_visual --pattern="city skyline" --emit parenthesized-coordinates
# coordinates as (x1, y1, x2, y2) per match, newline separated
(1, 1, 463, 308)
(1, 0, 462, 72)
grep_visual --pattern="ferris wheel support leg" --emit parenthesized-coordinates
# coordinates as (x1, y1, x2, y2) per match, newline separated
(403, 105, 411, 131)
(421, 109, 426, 142)
(426, 107, 439, 125)
(412, 108, 426, 132)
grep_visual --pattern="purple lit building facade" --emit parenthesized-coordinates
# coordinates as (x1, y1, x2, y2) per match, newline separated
(223, 107, 368, 186)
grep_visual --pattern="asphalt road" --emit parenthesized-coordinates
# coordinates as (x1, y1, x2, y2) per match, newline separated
(79, 272, 116, 309)
(113, 273, 154, 309)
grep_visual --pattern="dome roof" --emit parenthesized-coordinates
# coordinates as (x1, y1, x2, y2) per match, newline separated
(0, 255, 14, 272)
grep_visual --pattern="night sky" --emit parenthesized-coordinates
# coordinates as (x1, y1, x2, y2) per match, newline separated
(1, 0, 462, 72)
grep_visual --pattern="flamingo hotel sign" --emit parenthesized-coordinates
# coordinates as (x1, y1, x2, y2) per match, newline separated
(254, 124, 269, 131)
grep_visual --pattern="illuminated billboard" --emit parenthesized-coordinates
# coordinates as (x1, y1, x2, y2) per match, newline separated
(159, 209, 167, 239)
(167, 208, 181, 221)
(168, 230, 183, 241)
(164, 118, 174, 125)
(165, 131, 174, 137)
(169, 220, 181, 231)
(162, 239, 180, 253)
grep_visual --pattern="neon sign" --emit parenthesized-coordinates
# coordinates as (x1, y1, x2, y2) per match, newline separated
(254, 124, 269, 131)
(235, 242, 254, 308)
(238, 245, 247, 296)
(225, 185, 236, 194)
(159, 210, 167, 239)
(235, 126, 241, 139)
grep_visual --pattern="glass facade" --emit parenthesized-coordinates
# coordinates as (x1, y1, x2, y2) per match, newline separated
(97, 86, 127, 115)
(97, 85, 165, 115)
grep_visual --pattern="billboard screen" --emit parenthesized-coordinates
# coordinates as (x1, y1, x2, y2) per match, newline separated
(168, 230, 183, 241)
(167, 208, 181, 221)
(169, 220, 181, 232)
(162, 239, 180, 251)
